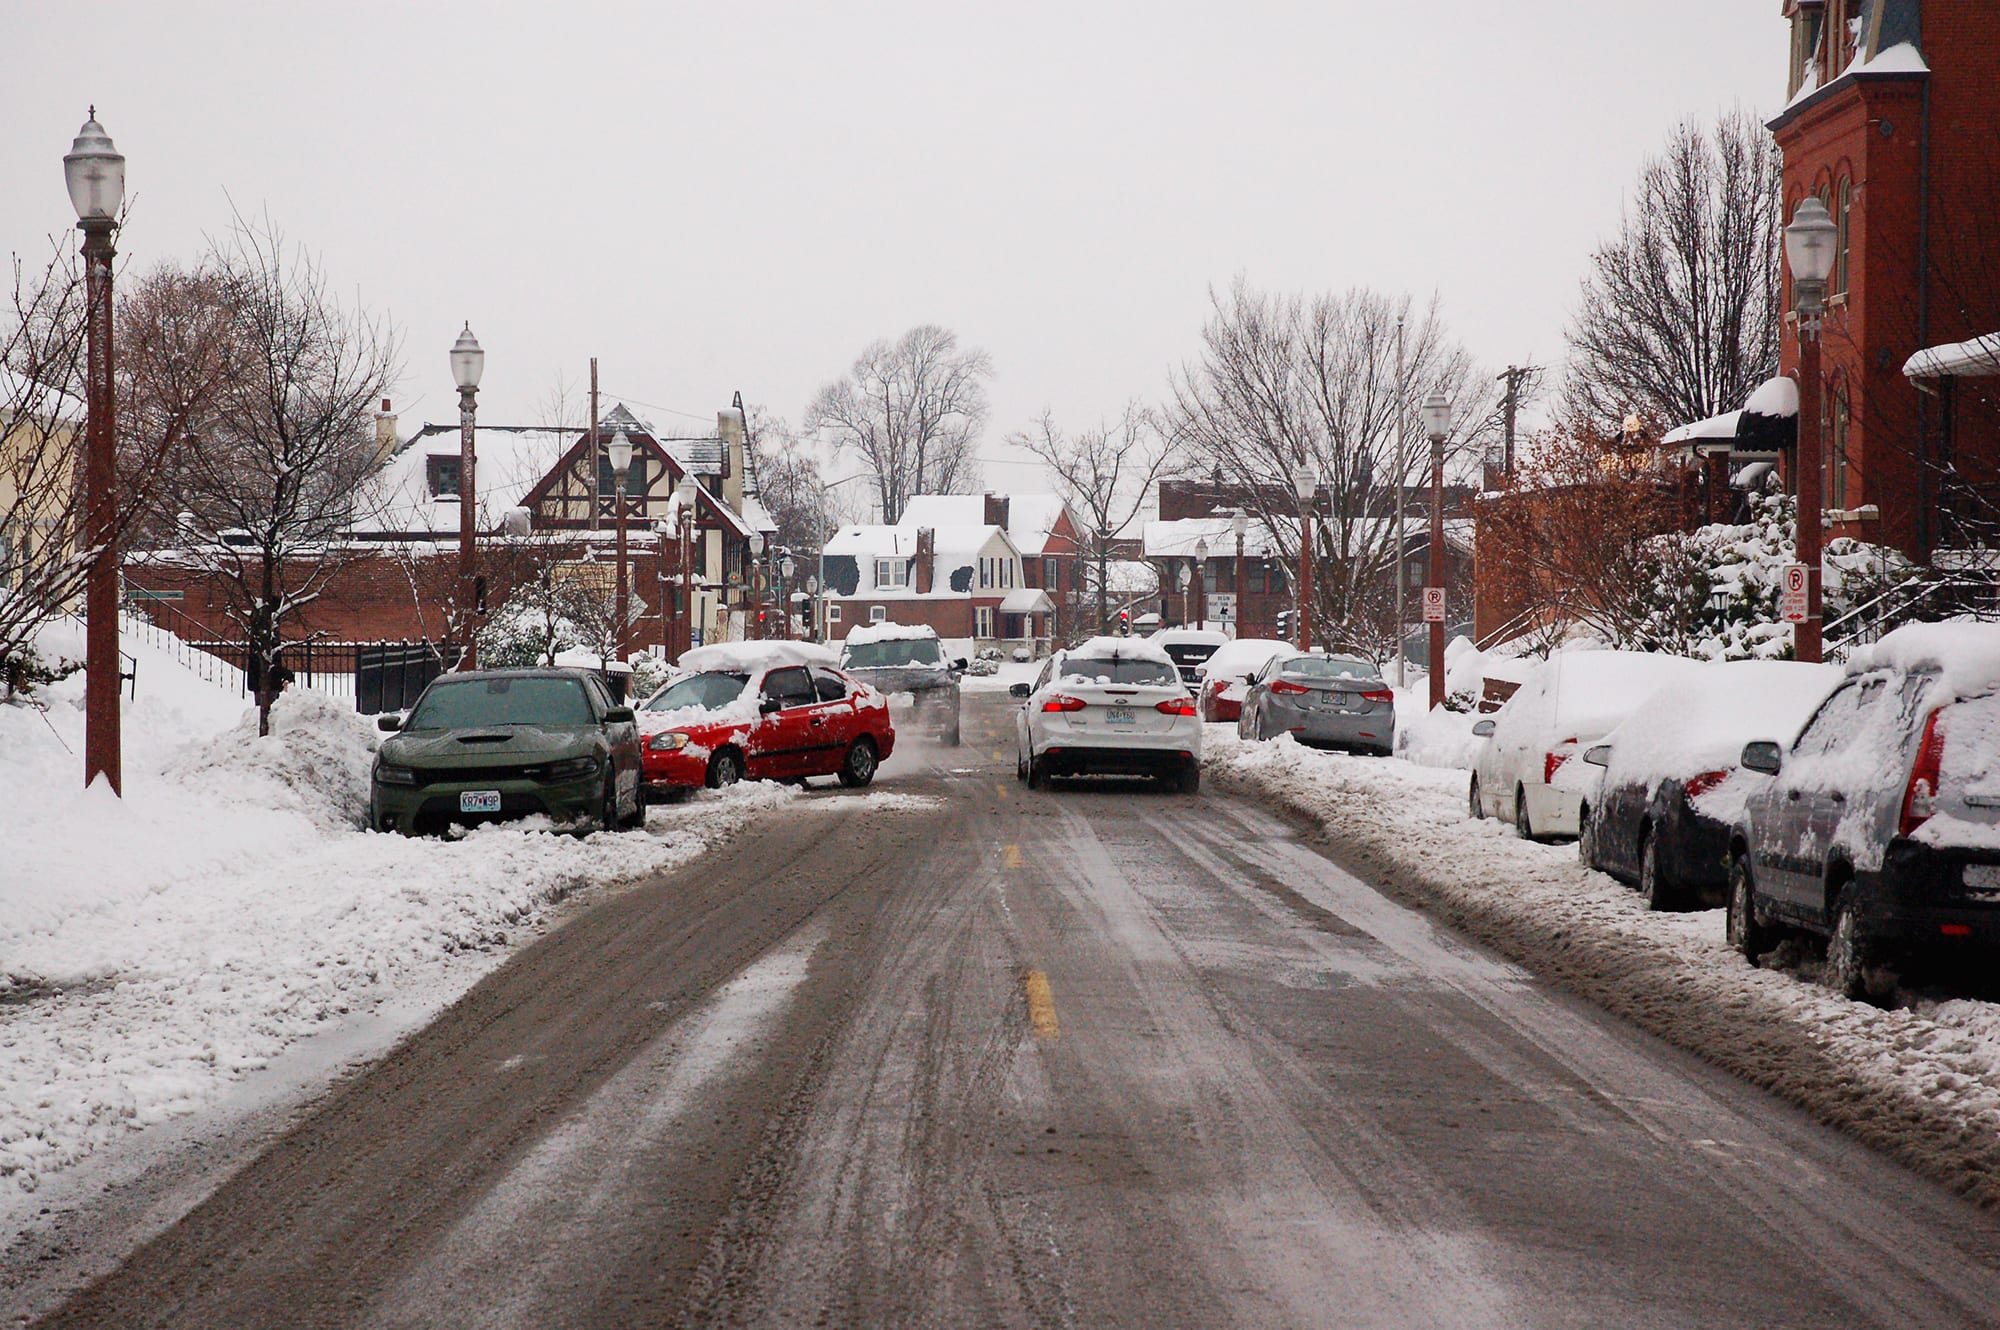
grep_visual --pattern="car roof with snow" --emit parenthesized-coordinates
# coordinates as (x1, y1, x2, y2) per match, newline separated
(1598, 660, 1843, 787)
(676, 640, 840, 674)
(1058, 636, 1178, 666)
(841, 621, 940, 647)
(1846, 622, 2000, 701)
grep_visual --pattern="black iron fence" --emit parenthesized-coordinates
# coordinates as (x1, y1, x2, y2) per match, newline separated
(177, 639, 459, 713)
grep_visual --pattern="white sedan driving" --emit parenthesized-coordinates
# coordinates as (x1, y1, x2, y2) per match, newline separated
(1010, 636, 1202, 793)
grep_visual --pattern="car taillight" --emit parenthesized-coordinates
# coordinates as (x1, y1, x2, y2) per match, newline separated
(1270, 679, 1310, 695)
(1544, 750, 1570, 785)
(1360, 689, 1393, 703)
(1900, 708, 1946, 837)
(1682, 769, 1729, 800)
(1155, 698, 1197, 716)
(1041, 694, 1087, 713)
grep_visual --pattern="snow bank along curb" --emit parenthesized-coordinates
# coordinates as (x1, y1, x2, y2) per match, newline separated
(1205, 730, 2000, 1210)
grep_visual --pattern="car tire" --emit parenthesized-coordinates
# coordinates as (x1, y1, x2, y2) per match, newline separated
(1577, 802, 1595, 867)
(1179, 760, 1201, 795)
(1515, 787, 1536, 841)
(1027, 753, 1048, 790)
(1468, 777, 1483, 820)
(1638, 830, 1678, 911)
(706, 748, 744, 789)
(942, 721, 962, 747)
(837, 737, 878, 788)
(596, 775, 620, 835)
(1824, 887, 1882, 1003)
(1727, 852, 1775, 963)
(620, 779, 647, 830)
(1016, 747, 1028, 782)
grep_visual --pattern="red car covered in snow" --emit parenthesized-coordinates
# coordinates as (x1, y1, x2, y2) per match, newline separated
(1194, 637, 1294, 723)
(637, 642, 896, 794)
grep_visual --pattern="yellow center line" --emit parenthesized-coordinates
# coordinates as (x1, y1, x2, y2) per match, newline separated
(1024, 970, 1059, 1040)
(1003, 843, 1023, 869)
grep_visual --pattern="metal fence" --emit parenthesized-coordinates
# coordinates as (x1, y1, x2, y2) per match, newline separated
(172, 639, 458, 713)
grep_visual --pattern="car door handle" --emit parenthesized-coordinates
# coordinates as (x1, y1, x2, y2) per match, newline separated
(1787, 790, 1801, 801)
(811, 717, 825, 727)
(1829, 791, 1846, 803)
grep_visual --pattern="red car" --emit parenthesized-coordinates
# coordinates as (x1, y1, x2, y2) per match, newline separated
(638, 652, 895, 794)
(1195, 638, 1294, 723)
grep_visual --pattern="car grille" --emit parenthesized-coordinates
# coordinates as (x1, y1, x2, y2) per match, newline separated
(408, 763, 576, 786)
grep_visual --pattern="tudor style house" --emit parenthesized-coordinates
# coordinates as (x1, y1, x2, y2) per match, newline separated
(818, 492, 1078, 651)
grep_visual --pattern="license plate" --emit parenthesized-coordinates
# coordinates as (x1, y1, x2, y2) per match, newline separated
(1105, 704, 1134, 726)
(1329, 692, 1353, 707)
(1965, 863, 2000, 890)
(459, 790, 502, 814)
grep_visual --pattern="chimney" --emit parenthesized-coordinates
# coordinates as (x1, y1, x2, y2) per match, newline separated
(372, 398, 398, 466)
(983, 491, 1009, 529)
(915, 527, 935, 594)
(717, 407, 747, 510)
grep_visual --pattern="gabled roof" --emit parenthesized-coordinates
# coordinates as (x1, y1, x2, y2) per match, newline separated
(823, 522, 1016, 561)
(900, 493, 1074, 555)
(355, 426, 573, 536)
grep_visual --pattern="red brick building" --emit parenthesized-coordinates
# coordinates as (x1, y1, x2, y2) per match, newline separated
(1770, 0, 2000, 560)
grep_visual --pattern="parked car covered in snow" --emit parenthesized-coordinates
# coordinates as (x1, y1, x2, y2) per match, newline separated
(637, 641, 894, 794)
(1727, 624, 2000, 999)
(1236, 651, 1395, 756)
(1469, 650, 1701, 840)
(837, 622, 967, 746)
(1010, 636, 1201, 792)
(1193, 637, 1294, 723)
(1150, 626, 1230, 685)
(1579, 660, 1842, 909)
(370, 668, 645, 836)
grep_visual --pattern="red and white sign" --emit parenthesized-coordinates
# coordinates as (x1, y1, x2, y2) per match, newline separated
(1422, 586, 1447, 623)
(1780, 563, 1809, 624)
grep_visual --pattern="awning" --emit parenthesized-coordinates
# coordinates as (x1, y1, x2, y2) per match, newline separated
(999, 588, 1054, 614)
(1905, 333, 2000, 380)
(1661, 377, 1796, 461)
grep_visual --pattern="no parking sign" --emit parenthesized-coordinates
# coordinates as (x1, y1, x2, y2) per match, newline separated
(1422, 586, 1446, 623)
(1780, 564, 1809, 623)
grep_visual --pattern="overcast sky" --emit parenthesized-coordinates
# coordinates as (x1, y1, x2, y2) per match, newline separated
(4, 2, 1787, 495)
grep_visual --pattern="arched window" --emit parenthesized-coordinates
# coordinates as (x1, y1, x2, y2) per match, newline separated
(1825, 383, 1851, 511)
(1835, 176, 1853, 299)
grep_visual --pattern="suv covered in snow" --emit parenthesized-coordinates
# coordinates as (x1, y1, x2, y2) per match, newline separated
(1727, 624, 2000, 999)
(838, 623, 967, 746)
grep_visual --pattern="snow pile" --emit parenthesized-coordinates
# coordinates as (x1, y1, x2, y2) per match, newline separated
(0, 624, 799, 1197)
(1203, 729, 2000, 1208)
(1393, 696, 1483, 769)
(840, 621, 937, 646)
(1063, 635, 1175, 666)
(1850, 622, 2000, 703)
(1194, 637, 1291, 683)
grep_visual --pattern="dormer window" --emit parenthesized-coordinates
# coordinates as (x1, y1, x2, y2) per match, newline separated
(427, 455, 461, 498)
(1787, 1, 1826, 99)
(875, 558, 909, 589)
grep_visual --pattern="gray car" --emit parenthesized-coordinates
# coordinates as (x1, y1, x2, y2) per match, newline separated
(1727, 624, 2000, 1000)
(1236, 652, 1395, 755)
(837, 628, 966, 746)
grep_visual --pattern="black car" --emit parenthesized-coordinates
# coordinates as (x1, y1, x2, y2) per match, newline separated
(1579, 660, 1840, 910)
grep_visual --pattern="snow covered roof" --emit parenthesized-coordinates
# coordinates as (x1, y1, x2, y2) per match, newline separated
(1904, 334, 2000, 380)
(1103, 560, 1158, 594)
(822, 522, 1013, 561)
(1848, 623, 2000, 702)
(1144, 516, 1282, 559)
(1663, 378, 1796, 457)
(355, 427, 573, 536)
(900, 493, 1072, 554)
(999, 588, 1053, 614)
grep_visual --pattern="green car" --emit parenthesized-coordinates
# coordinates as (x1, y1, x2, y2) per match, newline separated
(370, 668, 646, 836)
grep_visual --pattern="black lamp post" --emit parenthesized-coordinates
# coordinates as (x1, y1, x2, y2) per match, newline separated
(66, 110, 125, 794)
(1421, 391, 1453, 710)
(449, 323, 484, 667)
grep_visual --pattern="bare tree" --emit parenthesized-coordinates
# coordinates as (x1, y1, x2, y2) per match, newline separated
(1564, 109, 1783, 433)
(142, 218, 399, 734)
(743, 403, 834, 561)
(1169, 280, 1495, 656)
(1, 238, 208, 698)
(805, 325, 991, 523)
(1010, 404, 1172, 635)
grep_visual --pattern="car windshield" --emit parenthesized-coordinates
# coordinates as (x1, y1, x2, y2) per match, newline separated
(644, 671, 749, 713)
(405, 676, 595, 729)
(844, 638, 945, 669)
(1282, 657, 1376, 681)
(1058, 656, 1180, 686)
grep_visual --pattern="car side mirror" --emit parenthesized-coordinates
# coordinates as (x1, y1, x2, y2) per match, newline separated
(760, 697, 784, 715)
(1583, 744, 1611, 767)
(603, 706, 634, 725)
(954, 658, 970, 672)
(1471, 719, 1496, 738)
(1741, 741, 1783, 775)
(377, 714, 403, 732)
(1009, 682, 1032, 699)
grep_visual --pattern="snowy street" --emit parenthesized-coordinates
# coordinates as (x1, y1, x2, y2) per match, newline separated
(9, 679, 2000, 1327)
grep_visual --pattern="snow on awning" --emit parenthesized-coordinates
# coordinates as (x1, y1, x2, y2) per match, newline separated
(1661, 378, 1796, 460)
(1904, 333, 2000, 380)
(999, 588, 1054, 614)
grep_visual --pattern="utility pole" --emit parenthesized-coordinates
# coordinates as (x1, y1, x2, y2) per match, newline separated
(589, 357, 600, 532)
(1495, 365, 1538, 480)
(1394, 314, 1407, 687)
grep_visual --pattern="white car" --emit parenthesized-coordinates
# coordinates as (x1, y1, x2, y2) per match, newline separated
(1010, 636, 1202, 793)
(1469, 650, 1702, 840)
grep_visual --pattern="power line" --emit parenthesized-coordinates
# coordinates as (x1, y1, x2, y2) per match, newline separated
(593, 390, 717, 424)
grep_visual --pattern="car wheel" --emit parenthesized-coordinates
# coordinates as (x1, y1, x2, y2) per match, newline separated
(1726, 852, 1774, 963)
(620, 779, 647, 830)
(1468, 777, 1483, 820)
(1577, 802, 1594, 866)
(707, 748, 744, 789)
(595, 774, 620, 835)
(1027, 753, 1048, 790)
(1638, 830, 1678, 911)
(1015, 747, 1028, 782)
(1180, 760, 1201, 795)
(1824, 887, 1882, 1002)
(1515, 787, 1536, 841)
(837, 737, 878, 788)
(942, 721, 962, 747)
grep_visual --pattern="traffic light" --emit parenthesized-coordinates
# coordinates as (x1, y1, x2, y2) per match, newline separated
(1274, 608, 1294, 639)
(1118, 609, 1130, 635)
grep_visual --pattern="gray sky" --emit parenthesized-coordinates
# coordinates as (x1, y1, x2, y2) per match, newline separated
(4, 2, 1787, 496)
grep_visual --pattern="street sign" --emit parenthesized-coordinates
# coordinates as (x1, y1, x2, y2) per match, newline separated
(1422, 586, 1446, 623)
(1780, 563, 1809, 624)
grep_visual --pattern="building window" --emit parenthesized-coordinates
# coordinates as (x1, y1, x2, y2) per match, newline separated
(1834, 176, 1853, 299)
(426, 455, 461, 498)
(1044, 557, 1058, 587)
(976, 606, 995, 639)
(597, 450, 650, 503)
(1002, 559, 1013, 589)
(827, 603, 842, 623)
(1827, 385, 1851, 510)
(869, 605, 887, 623)
(875, 558, 908, 589)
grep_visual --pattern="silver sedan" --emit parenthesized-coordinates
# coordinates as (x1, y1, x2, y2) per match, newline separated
(1237, 652, 1395, 756)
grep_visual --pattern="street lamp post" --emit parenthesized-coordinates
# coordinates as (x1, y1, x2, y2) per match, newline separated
(1785, 195, 1839, 664)
(676, 478, 697, 656)
(778, 555, 795, 640)
(449, 323, 484, 668)
(607, 430, 633, 662)
(1193, 537, 1210, 630)
(1421, 391, 1453, 710)
(1294, 472, 1315, 650)
(1232, 511, 1247, 639)
(65, 111, 125, 794)
(747, 532, 766, 640)
(1178, 564, 1193, 628)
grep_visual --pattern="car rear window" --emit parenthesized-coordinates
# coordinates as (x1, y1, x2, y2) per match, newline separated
(1282, 657, 1376, 681)
(406, 677, 595, 729)
(843, 638, 944, 668)
(1059, 657, 1180, 686)
(645, 671, 749, 714)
